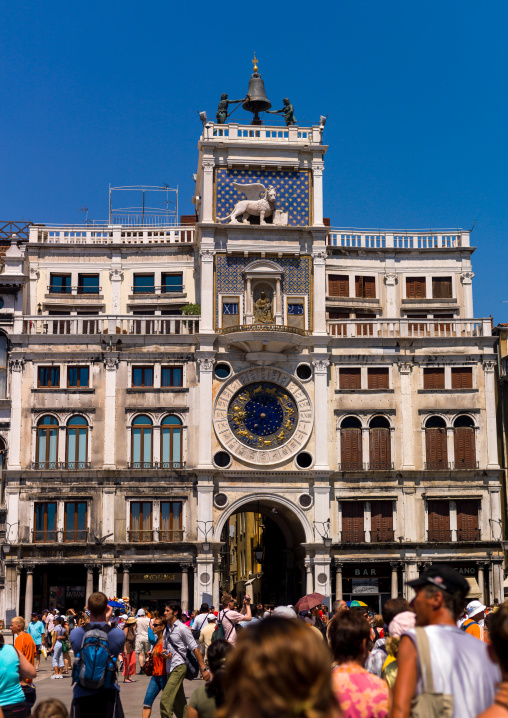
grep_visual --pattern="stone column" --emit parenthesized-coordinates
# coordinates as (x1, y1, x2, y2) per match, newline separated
(404, 561, 419, 602)
(275, 278, 282, 325)
(493, 561, 503, 604)
(245, 277, 252, 323)
(122, 564, 131, 600)
(199, 247, 215, 333)
(305, 561, 313, 594)
(311, 248, 327, 335)
(460, 271, 474, 318)
(483, 360, 500, 468)
(9, 359, 24, 470)
(213, 559, 220, 609)
(312, 359, 330, 469)
(477, 562, 486, 604)
(383, 273, 398, 318)
(201, 160, 215, 223)
(97, 567, 103, 594)
(362, 428, 369, 470)
(181, 564, 190, 612)
(312, 164, 324, 226)
(197, 357, 215, 468)
(109, 266, 123, 315)
(28, 266, 39, 315)
(334, 561, 343, 601)
(86, 564, 95, 602)
(390, 562, 399, 599)
(103, 357, 119, 469)
(447, 429, 455, 470)
(24, 565, 34, 623)
(398, 362, 415, 469)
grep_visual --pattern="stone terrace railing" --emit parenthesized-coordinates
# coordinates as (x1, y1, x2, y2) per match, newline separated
(23, 315, 200, 336)
(29, 225, 195, 245)
(327, 318, 491, 338)
(327, 230, 470, 249)
(202, 122, 323, 144)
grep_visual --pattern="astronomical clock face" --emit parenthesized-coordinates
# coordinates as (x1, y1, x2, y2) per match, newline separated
(214, 367, 313, 466)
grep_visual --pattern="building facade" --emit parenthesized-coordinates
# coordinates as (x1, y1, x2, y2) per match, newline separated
(0, 106, 503, 622)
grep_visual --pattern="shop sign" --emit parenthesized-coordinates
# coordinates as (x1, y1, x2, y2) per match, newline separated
(345, 566, 388, 578)
(67, 586, 85, 599)
(452, 565, 477, 576)
(130, 573, 179, 583)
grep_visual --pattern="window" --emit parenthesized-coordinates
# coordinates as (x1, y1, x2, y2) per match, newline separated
(161, 416, 182, 468)
(339, 368, 361, 390)
(425, 416, 448, 469)
(341, 502, 364, 542)
(132, 366, 154, 388)
(451, 368, 473, 389)
(340, 417, 363, 470)
(355, 276, 376, 299)
(456, 499, 480, 541)
(406, 277, 426, 299)
(432, 277, 452, 299)
(36, 416, 58, 469)
(162, 273, 183, 293)
(68, 366, 89, 388)
(423, 368, 444, 390)
(49, 274, 71, 294)
(66, 416, 88, 469)
(453, 415, 476, 469)
(328, 275, 349, 297)
(78, 275, 100, 294)
(371, 501, 394, 541)
(160, 501, 183, 541)
(34, 502, 57, 542)
(131, 415, 153, 467)
(369, 416, 391, 470)
(64, 502, 87, 541)
(133, 274, 155, 293)
(38, 366, 60, 388)
(129, 501, 153, 541)
(427, 500, 450, 541)
(367, 368, 389, 390)
(161, 367, 183, 388)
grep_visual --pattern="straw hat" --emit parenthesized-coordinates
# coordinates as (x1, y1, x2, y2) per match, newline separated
(125, 617, 137, 625)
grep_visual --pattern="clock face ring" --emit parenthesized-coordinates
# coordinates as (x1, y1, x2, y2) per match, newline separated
(213, 367, 313, 466)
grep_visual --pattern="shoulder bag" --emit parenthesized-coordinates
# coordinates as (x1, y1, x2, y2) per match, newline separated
(166, 627, 200, 680)
(410, 627, 454, 718)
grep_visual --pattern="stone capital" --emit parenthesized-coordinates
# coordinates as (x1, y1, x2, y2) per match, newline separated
(312, 164, 324, 177)
(460, 271, 475, 284)
(200, 248, 215, 263)
(333, 560, 343, 570)
(390, 561, 400, 570)
(383, 273, 398, 286)
(398, 361, 413, 374)
(9, 358, 25, 372)
(312, 249, 327, 265)
(104, 356, 120, 371)
(312, 358, 330, 374)
(180, 562, 192, 572)
(482, 359, 497, 373)
(29, 267, 40, 280)
(197, 355, 215, 372)
(25, 563, 35, 573)
(109, 268, 124, 281)
(202, 160, 215, 173)
(85, 564, 95, 571)
(122, 563, 132, 572)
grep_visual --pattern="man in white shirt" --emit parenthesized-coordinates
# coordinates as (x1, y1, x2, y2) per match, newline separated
(218, 593, 252, 644)
(134, 608, 151, 673)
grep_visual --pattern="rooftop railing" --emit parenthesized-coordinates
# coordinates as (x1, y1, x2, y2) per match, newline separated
(202, 122, 323, 144)
(327, 318, 490, 338)
(29, 225, 195, 245)
(327, 230, 470, 249)
(23, 316, 199, 336)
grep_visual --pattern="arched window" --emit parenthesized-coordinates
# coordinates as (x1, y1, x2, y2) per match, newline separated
(36, 416, 58, 469)
(161, 416, 183, 469)
(66, 416, 88, 469)
(131, 415, 153, 468)
(340, 417, 362, 470)
(425, 416, 447, 470)
(369, 416, 391, 470)
(453, 415, 476, 469)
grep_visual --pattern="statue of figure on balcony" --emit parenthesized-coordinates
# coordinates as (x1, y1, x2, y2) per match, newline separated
(216, 93, 249, 124)
(254, 291, 274, 324)
(266, 98, 296, 126)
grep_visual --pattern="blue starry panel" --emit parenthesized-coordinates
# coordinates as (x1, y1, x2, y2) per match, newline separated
(215, 168, 311, 226)
(215, 255, 311, 328)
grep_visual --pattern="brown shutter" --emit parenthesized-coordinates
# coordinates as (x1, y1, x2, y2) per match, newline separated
(454, 427, 476, 468)
(341, 429, 362, 469)
(364, 277, 376, 298)
(341, 501, 364, 542)
(368, 368, 389, 389)
(371, 501, 393, 541)
(432, 277, 452, 299)
(428, 500, 450, 541)
(426, 428, 448, 468)
(329, 275, 349, 297)
(451, 368, 473, 389)
(456, 499, 479, 540)
(339, 368, 361, 390)
(407, 277, 426, 298)
(369, 428, 391, 469)
(423, 368, 445, 389)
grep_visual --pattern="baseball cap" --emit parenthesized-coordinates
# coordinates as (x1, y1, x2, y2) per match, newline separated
(273, 606, 297, 619)
(406, 564, 470, 597)
(466, 599, 486, 618)
(137, 609, 145, 617)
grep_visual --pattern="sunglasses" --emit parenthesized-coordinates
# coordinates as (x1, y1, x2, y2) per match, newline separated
(153, 622, 164, 627)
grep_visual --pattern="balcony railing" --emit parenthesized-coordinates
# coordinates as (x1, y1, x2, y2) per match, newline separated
(62, 530, 89, 542)
(159, 530, 184, 542)
(340, 531, 366, 544)
(327, 230, 468, 250)
(367, 462, 394, 471)
(31, 461, 92, 470)
(370, 529, 395, 542)
(128, 529, 184, 543)
(457, 528, 481, 541)
(131, 285, 183, 294)
(31, 225, 195, 244)
(219, 323, 311, 337)
(203, 122, 322, 144)
(32, 529, 89, 543)
(427, 530, 452, 542)
(338, 462, 366, 471)
(453, 461, 479, 470)
(327, 318, 490, 338)
(33, 529, 58, 543)
(127, 461, 186, 469)
(47, 286, 102, 295)
(23, 316, 199, 336)
(425, 462, 451, 471)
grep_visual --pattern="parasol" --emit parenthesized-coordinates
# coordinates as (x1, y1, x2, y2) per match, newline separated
(346, 600, 368, 607)
(294, 592, 325, 612)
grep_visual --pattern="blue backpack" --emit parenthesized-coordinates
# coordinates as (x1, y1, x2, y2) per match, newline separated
(72, 624, 117, 690)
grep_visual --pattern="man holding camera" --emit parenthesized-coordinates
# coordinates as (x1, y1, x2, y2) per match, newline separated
(218, 594, 252, 644)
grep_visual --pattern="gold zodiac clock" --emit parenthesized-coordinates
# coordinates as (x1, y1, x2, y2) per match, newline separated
(214, 367, 313, 466)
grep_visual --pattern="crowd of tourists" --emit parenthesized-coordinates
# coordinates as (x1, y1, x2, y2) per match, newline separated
(1, 565, 508, 717)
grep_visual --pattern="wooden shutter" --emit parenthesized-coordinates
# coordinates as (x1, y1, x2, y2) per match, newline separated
(451, 368, 473, 389)
(454, 427, 476, 468)
(423, 368, 445, 389)
(369, 428, 391, 469)
(341, 501, 364, 542)
(456, 499, 479, 540)
(355, 276, 375, 298)
(329, 275, 349, 297)
(425, 428, 447, 468)
(427, 500, 450, 541)
(328, 310, 349, 337)
(406, 277, 426, 298)
(371, 501, 393, 541)
(340, 429, 362, 469)
(432, 277, 452, 299)
(368, 368, 389, 389)
(339, 368, 361, 390)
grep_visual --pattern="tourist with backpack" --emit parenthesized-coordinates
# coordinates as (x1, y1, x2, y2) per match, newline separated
(216, 594, 252, 645)
(69, 591, 126, 718)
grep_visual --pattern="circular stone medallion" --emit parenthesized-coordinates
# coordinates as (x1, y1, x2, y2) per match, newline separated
(214, 367, 313, 466)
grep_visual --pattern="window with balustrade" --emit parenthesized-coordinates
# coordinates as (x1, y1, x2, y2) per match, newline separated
(160, 501, 183, 541)
(64, 501, 87, 542)
(340, 417, 363, 470)
(162, 273, 183, 293)
(66, 416, 89, 469)
(456, 499, 480, 541)
(78, 274, 100, 294)
(131, 415, 153, 468)
(425, 416, 447, 469)
(369, 416, 392, 470)
(34, 502, 57, 542)
(36, 416, 58, 469)
(129, 501, 153, 542)
(133, 274, 155, 293)
(161, 416, 182, 468)
(49, 274, 71, 294)
(453, 415, 476, 469)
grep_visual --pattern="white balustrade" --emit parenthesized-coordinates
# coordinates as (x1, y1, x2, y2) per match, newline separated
(327, 230, 469, 249)
(22, 315, 200, 336)
(202, 122, 323, 144)
(29, 225, 195, 245)
(327, 318, 489, 338)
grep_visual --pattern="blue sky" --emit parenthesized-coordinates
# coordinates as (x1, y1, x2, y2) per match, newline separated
(1, 1, 507, 320)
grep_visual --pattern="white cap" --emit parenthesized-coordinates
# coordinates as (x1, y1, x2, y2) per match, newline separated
(120, 614, 128, 620)
(466, 600, 486, 618)
(273, 606, 297, 619)
(137, 609, 145, 617)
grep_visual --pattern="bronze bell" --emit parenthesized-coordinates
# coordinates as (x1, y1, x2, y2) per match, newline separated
(243, 73, 271, 125)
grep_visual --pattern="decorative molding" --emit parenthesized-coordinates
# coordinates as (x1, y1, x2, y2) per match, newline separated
(460, 271, 475, 284)
(312, 359, 329, 374)
(104, 356, 119, 371)
(383, 273, 398, 286)
(109, 268, 124, 280)
(9, 358, 25, 372)
(200, 248, 215, 263)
